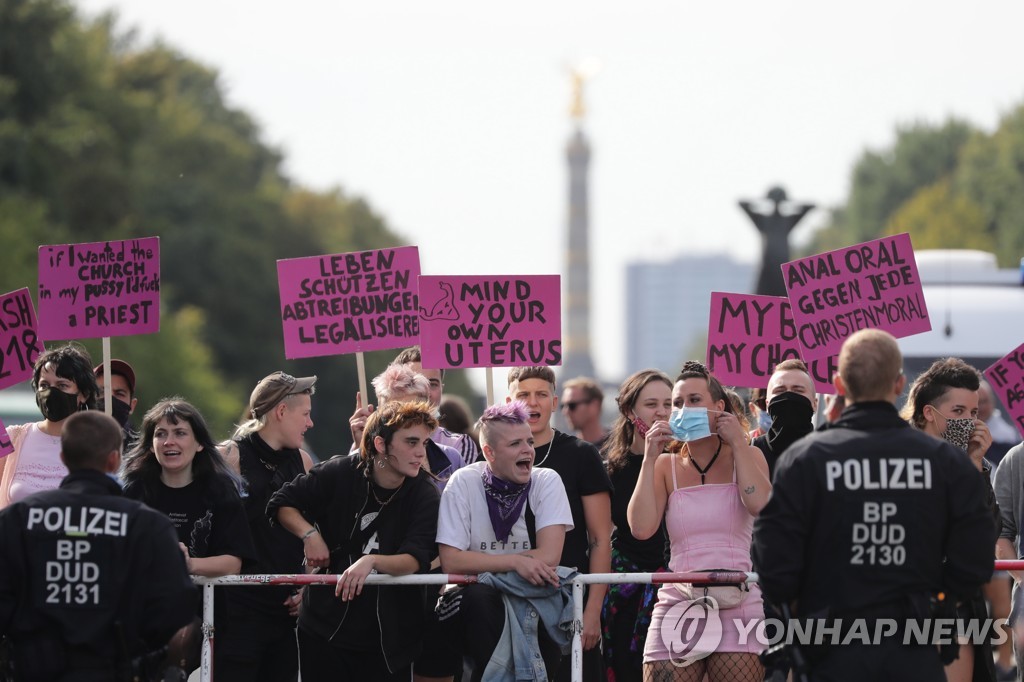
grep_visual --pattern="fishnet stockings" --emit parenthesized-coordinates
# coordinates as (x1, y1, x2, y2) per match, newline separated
(643, 652, 764, 682)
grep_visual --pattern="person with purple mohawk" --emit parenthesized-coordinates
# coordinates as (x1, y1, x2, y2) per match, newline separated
(415, 401, 574, 682)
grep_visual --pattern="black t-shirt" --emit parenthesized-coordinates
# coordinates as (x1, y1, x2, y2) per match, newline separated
(123, 475, 255, 562)
(533, 430, 613, 572)
(609, 453, 668, 571)
(334, 487, 389, 650)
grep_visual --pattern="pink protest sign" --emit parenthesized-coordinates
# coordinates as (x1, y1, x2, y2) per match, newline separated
(0, 418, 12, 458)
(419, 275, 561, 369)
(38, 238, 160, 340)
(707, 292, 837, 393)
(781, 232, 930, 362)
(984, 342, 1024, 440)
(277, 246, 421, 359)
(0, 289, 43, 391)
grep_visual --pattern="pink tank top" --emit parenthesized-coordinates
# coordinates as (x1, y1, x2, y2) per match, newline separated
(665, 454, 754, 573)
(9, 423, 66, 504)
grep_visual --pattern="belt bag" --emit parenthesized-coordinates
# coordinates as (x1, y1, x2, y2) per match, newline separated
(674, 568, 750, 609)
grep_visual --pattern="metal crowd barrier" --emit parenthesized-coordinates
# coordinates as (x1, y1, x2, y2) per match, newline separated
(195, 561, 1024, 682)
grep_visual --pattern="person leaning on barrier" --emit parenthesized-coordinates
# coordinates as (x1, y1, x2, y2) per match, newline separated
(416, 401, 575, 682)
(0, 411, 196, 681)
(507, 365, 612, 682)
(752, 329, 996, 681)
(268, 401, 441, 681)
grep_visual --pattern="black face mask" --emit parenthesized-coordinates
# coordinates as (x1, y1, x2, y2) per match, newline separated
(765, 391, 815, 455)
(36, 387, 82, 422)
(96, 397, 132, 428)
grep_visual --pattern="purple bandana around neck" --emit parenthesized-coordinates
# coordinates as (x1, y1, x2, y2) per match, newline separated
(481, 467, 532, 543)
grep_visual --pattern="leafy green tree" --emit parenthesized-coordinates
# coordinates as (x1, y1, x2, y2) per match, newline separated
(885, 178, 993, 252)
(954, 103, 1024, 267)
(808, 120, 976, 253)
(0, 0, 480, 455)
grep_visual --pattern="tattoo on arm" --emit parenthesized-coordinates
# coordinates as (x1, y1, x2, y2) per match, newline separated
(744, 485, 756, 495)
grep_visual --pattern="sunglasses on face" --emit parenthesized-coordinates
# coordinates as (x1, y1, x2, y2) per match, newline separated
(561, 399, 594, 412)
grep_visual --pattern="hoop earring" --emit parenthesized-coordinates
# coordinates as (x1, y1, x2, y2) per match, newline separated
(377, 457, 386, 468)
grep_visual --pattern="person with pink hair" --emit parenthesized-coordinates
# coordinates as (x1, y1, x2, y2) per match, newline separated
(367, 364, 463, 490)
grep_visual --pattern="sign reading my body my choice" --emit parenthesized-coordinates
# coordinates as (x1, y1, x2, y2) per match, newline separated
(418, 275, 561, 369)
(985, 342, 1024, 439)
(277, 246, 421, 359)
(707, 292, 837, 393)
(782, 232, 930, 362)
(38, 238, 160, 339)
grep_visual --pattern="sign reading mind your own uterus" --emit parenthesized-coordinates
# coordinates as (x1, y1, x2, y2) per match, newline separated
(418, 275, 561, 369)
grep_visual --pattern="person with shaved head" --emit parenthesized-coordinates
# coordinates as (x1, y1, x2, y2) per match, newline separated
(416, 401, 574, 682)
(753, 329, 996, 681)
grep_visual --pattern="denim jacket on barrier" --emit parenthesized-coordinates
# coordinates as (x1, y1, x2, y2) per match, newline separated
(479, 566, 577, 682)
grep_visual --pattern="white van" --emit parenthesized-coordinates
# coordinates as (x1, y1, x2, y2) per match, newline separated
(898, 250, 1024, 380)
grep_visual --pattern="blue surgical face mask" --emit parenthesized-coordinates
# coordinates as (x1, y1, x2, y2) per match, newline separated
(757, 410, 772, 433)
(669, 407, 718, 442)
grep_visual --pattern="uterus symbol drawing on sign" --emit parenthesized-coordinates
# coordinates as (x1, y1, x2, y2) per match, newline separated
(419, 281, 461, 321)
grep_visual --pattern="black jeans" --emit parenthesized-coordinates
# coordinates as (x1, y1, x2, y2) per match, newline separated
(297, 627, 410, 682)
(215, 612, 298, 682)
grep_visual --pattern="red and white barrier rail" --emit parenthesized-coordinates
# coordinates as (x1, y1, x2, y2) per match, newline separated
(196, 563, 1020, 682)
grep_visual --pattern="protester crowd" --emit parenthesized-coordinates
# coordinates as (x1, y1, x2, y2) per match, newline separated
(0, 333, 1021, 682)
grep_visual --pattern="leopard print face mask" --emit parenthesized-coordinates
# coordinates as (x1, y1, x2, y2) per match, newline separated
(932, 407, 975, 451)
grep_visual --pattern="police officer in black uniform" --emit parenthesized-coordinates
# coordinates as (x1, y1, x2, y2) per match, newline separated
(752, 329, 996, 681)
(0, 411, 196, 681)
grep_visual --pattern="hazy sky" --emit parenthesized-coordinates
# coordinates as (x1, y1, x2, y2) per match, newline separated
(76, 0, 1024, 385)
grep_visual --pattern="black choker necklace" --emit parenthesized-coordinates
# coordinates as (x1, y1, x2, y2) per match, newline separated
(689, 437, 723, 485)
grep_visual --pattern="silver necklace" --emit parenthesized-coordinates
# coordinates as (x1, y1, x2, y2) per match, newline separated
(535, 431, 556, 468)
(370, 479, 403, 508)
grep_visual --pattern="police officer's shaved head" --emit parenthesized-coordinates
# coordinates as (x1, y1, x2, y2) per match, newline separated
(837, 329, 904, 403)
(61, 411, 122, 471)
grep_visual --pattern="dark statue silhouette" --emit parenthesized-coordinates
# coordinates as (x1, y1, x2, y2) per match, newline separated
(739, 186, 815, 297)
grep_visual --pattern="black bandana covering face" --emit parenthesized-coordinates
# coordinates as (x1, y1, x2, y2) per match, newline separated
(765, 391, 815, 455)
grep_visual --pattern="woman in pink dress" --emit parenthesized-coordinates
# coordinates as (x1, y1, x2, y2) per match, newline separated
(627, 361, 771, 681)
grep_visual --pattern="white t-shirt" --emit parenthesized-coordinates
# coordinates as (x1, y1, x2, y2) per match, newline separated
(437, 461, 573, 555)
